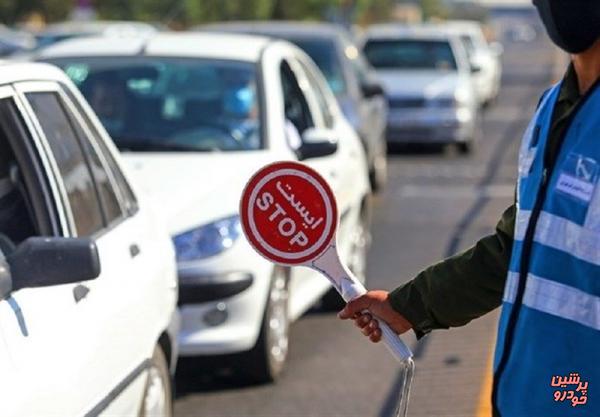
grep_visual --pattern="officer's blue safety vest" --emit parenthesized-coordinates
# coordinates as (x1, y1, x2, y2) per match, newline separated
(492, 80, 600, 416)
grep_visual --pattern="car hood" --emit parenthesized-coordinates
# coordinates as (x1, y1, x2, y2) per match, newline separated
(123, 151, 277, 236)
(376, 70, 460, 98)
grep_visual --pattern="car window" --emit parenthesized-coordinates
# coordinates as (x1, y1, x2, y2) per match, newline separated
(0, 99, 40, 246)
(286, 37, 347, 95)
(51, 57, 263, 152)
(62, 99, 123, 225)
(296, 59, 334, 129)
(62, 86, 138, 216)
(280, 61, 314, 135)
(364, 39, 458, 70)
(93, 136, 138, 216)
(26, 92, 104, 236)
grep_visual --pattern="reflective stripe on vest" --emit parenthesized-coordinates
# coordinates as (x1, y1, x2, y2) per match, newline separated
(515, 209, 600, 266)
(504, 271, 600, 331)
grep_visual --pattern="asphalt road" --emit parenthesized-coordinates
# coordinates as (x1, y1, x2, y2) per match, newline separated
(174, 29, 560, 417)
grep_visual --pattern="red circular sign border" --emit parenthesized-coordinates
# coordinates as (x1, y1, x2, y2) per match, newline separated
(240, 161, 338, 266)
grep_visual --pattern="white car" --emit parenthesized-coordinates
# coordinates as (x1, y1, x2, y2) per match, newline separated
(33, 20, 161, 50)
(362, 24, 480, 153)
(441, 21, 503, 106)
(0, 63, 178, 416)
(37, 32, 372, 382)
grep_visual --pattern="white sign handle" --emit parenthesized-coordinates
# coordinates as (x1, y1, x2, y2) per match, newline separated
(310, 246, 413, 362)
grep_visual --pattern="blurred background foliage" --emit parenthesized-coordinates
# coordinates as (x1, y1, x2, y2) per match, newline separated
(0, 0, 451, 27)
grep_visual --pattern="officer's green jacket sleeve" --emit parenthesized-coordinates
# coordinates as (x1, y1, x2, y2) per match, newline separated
(388, 204, 515, 338)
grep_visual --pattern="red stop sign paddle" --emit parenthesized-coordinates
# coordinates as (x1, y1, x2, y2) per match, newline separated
(240, 161, 413, 363)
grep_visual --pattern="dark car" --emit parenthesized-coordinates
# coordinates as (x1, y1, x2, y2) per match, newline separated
(199, 21, 388, 191)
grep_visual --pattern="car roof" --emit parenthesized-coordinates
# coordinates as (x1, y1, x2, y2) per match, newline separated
(36, 32, 274, 63)
(437, 21, 486, 36)
(198, 21, 348, 41)
(37, 20, 160, 36)
(0, 62, 71, 85)
(364, 24, 457, 41)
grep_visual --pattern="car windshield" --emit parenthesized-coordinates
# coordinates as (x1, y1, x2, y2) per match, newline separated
(286, 37, 347, 95)
(363, 39, 457, 71)
(49, 57, 262, 152)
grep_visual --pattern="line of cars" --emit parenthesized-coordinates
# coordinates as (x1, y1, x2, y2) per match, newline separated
(36, 31, 372, 386)
(200, 20, 502, 154)
(0, 18, 502, 416)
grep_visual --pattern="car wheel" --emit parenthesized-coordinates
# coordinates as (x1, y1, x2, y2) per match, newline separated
(321, 206, 370, 311)
(139, 346, 172, 417)
(240, 267, 289, 383)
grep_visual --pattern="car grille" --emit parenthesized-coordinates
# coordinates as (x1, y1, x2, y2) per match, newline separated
(387, 127, 434, 141)
(387, 97, 426, 109)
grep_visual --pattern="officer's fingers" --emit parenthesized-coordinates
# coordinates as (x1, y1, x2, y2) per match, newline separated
(369, 328, 382, 343)
(338, 295, 372, 319)
(361, 325, 374, 336)
(361, 319, 379, 336)
(354, 313, 372, 329)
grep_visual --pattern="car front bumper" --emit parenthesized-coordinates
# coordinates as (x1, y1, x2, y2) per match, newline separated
(176, 242, 273, 357)
(178, 270, 254, 305)
(386, 107, 475, 144)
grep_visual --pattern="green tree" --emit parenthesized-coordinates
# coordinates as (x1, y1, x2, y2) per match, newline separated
(0, 0, 401, 27)
(0, 0, 71, 24)
(356, 0, 395, 25)
(420, 0, 446, 20)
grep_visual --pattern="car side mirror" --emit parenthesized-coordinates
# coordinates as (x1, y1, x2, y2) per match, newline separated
(3, 237, 100, 296)
(297, 128, 338, 160)
(360, 81, 385, 98)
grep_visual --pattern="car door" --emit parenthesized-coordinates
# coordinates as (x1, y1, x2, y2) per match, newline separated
(290, 53, 365, 248)
(275, 58, 334, 314)
(15, 81, 172, 416)
(281, 55, 346, 198)
(277, 55, 364, 315)
(57, 84, 178, 414)
(55, 82, 178, 415)
(0, 84, 98, 416)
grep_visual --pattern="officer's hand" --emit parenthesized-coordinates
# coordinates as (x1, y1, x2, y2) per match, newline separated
(338, 290, 412, 343)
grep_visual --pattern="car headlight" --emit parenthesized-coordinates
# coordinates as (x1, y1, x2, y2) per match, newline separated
(173, 215, 241, 262)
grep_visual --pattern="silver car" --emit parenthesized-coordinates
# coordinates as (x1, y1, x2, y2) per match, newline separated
(362, 24, 480, 154)
(441, 21, 503, 106)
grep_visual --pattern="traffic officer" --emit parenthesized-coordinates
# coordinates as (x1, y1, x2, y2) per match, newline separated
(339, 1, 600, 415)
